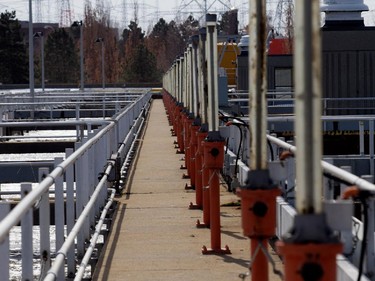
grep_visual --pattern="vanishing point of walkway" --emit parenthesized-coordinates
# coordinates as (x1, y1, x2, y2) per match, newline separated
(93, 99, 282, 281)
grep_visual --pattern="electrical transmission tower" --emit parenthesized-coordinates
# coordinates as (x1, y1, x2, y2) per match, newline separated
(122, 0, 128, 28)
(273, 0, 294, 37)
(58, 0, 72, 27)
(176, 0, 232, 24)
(156, 0, 160, 22)
(35, 0, 42, 22)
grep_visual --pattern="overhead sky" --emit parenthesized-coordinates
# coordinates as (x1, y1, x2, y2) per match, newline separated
(0, 0, 374, 31)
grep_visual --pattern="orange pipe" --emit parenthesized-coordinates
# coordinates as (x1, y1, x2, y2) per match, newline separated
(201, 139, 230, 254)
(209, 168, 221, 250)
(190, 131, 207, 209)
(186, 124, 199, 189)
(251, 239, 268, 281)
(198, 163, 210, 227)
(182, 117, 193, 177)
(175, 108, 184, 153)
(238, 180, 281, 280)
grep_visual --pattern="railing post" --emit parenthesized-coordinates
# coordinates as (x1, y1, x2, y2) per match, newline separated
(361, 175, 375, 278)
(369, 119, 374, 178)
(54, 157, 65, 281)
(21, 183, 33, 280)
(359, 120, 365, 156)
(65, 148, 76, 278)
(87, 132, 97, 227)
(201, 13, 231, 255)
(38, 167, 51, 280)
(97, 135, 106, 208)
(237, 1, 281, 280)
(75, 141, 85, 257)
(277, 0, 342, 280)
(81, 148, 91, 246)
(75, 103, 80, 140)
(0, 203, 10, 280)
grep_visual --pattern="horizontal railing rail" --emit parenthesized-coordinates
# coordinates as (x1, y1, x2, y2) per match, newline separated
(0, 90, 151, 280)
(222, 132, 375, 281)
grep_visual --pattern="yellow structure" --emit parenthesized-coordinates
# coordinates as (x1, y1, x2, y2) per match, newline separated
(217, 42, 240, 87)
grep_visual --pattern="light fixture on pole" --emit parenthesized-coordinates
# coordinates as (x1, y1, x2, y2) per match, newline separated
(72, 21, 84, 91)
(34, 32, 45, 92)
(95, 37, 105, 89)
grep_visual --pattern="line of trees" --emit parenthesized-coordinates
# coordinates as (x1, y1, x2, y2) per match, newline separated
(0, 4, 236, 86)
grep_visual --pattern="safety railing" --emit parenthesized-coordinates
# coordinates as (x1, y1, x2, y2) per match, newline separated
(0, 91, 151, 280)
(0, 90, 144, 119)
(222, 132, 375, 281)
(228, 92, 375, 116)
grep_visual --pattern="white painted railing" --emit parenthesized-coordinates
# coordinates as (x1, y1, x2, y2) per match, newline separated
(0, 91, 151, 280)
(223, 133, 375, 281)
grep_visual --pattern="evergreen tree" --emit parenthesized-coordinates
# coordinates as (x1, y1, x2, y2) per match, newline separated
(0, 11, 28, 84)
(218, 10, 239, 35)
(123, 44, 160, 83)
(44, 29, 79, 84)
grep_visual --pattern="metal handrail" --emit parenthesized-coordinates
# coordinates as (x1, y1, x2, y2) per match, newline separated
(44, 163, 115, 281)
(0, 119, 116, 243)
(267, 134, 375, 193)
(0, 93, 150, 243)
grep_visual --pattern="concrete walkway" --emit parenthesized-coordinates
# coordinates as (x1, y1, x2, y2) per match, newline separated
(93, 99, 283, 281)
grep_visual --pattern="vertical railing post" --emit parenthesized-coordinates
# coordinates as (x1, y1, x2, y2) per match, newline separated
(65, 148, 76, 278)
(236, 1, 281, 280)
(81, 149, 91, 246)
(359, 120, 365, 156)
(360, 175, 375, 278)
(201, 14, 231, 255)
(54, 157, 65, 281)
(75, 142, 85, 257)
(369, 119, 374, 178)
(0, 203, 10, 280)
(21, 183, 33, 280)
(196, 27, 210, 226)
(39, 168, 51, 280)
(277, 1, 342, 280)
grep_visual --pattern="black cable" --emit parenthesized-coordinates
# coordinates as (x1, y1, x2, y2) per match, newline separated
(267, 139, 275, 161)
(357, 196, 369, 281)
(232, 123, 243, 175)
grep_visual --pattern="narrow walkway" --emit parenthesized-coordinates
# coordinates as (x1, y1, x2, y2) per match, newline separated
(93, 99, 282, 281)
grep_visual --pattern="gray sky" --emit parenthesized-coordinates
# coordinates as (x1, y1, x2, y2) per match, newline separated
(0, 0, 374, 31)
(0, 0, 243, 30)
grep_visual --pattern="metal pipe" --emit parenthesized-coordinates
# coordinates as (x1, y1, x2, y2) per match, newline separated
(249, 0, 268, 171)
(38, 168, 51, 280)
(74, 188, 116, 281)
(0, 121, 114, 243)
(267, 134, 375, 193)
(370, 120, 374, 178)
(199, 28, 207, 124)
(294, 0, 323, 214)
(80, 22, 84, 91)
(0, 94, 150, 243)
(0, 204, 10, 281)
(21, 184, 33, 280)
(41, 32, 45, 92)
(29, 0, 35, 119)
(44, 164, 115, 281)
(101, 40, 105, 89)
(206, 14, 219, 132)
(192, 35, 199, 117)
